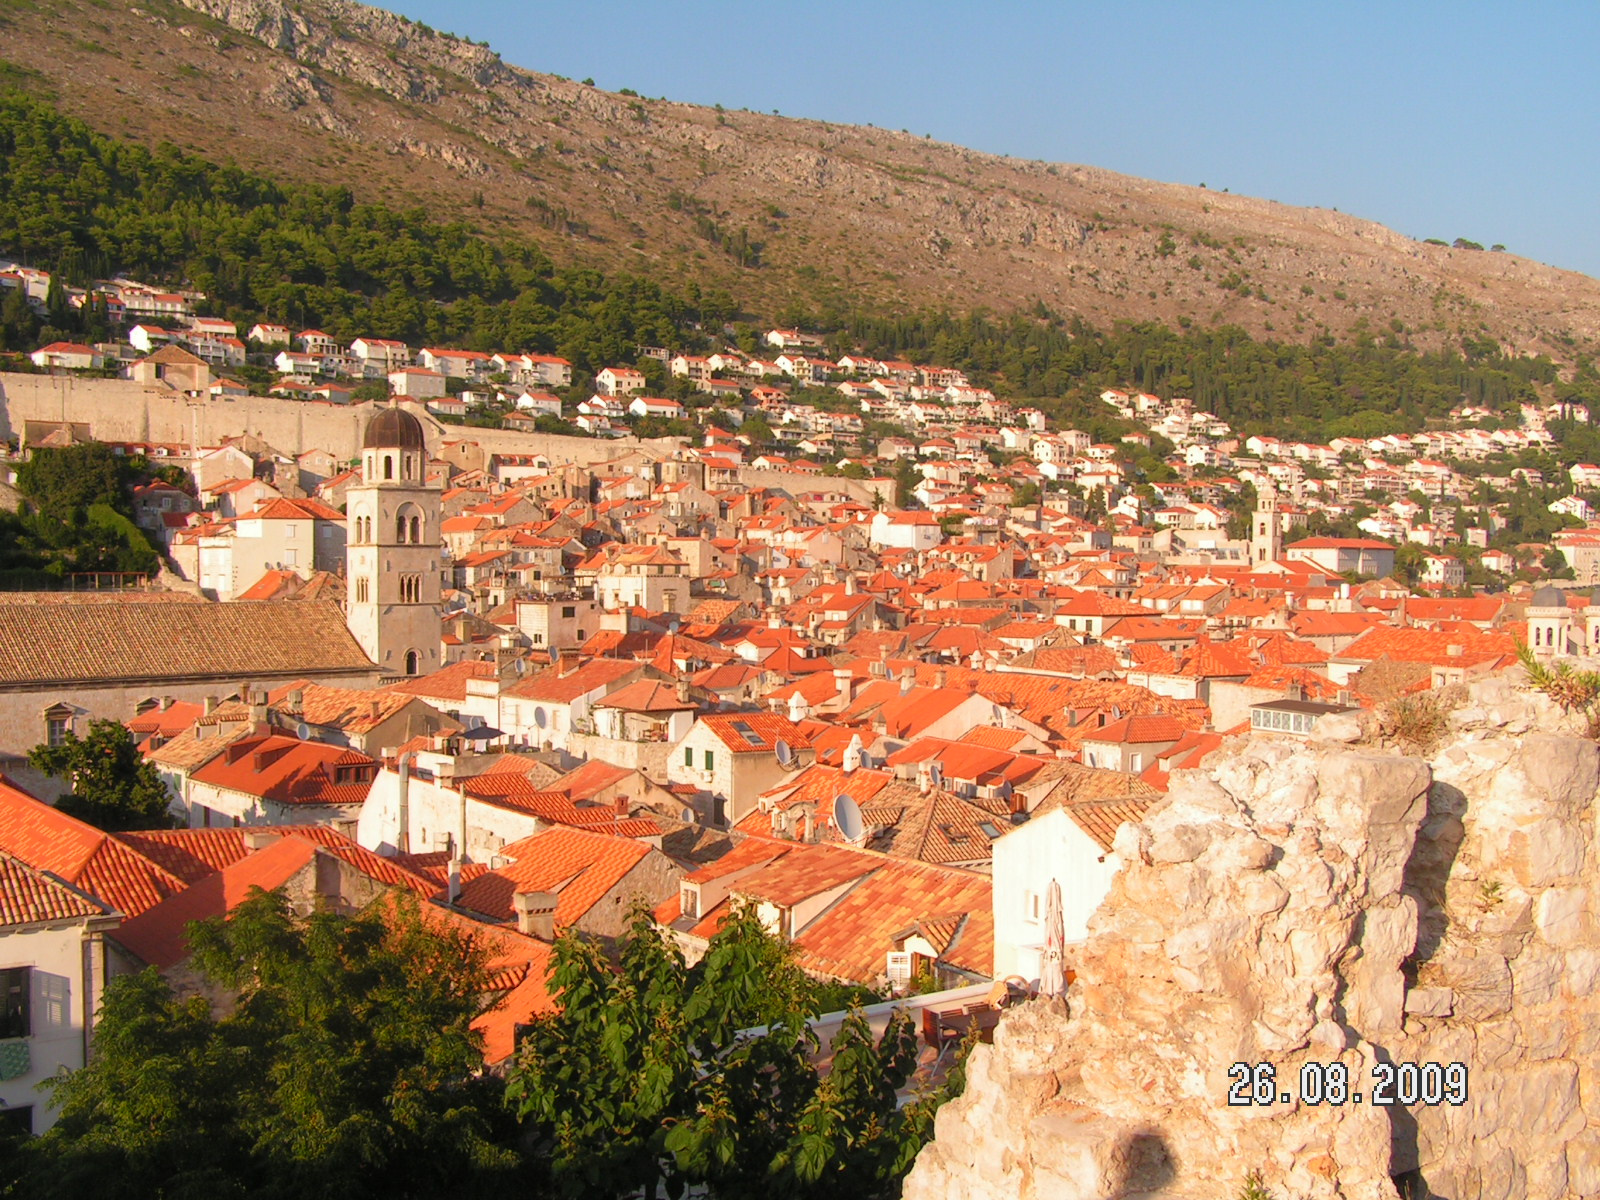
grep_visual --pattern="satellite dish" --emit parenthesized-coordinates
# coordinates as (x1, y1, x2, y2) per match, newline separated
(775, 738, 796, 769)
(294, 722, 311, 741)
(834, 793, 865, 843)
(991, 703, 1005, 723)
(534, 707, 548, 729)
(929, 761, 945, 788)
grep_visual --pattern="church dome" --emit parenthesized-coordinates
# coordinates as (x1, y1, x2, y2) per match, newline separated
(362, 405, 426, 451)
(1531, 584, 1567, 609)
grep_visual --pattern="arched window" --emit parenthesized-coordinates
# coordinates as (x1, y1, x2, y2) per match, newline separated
(404, 650, 419, 675)
(383, 454, 394, 481)
(409, 515, 421, 543)
(355, 577, 369, 603)
(396, 513, 408, 544)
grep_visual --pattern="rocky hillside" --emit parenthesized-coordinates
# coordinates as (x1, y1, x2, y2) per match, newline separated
(905, 676, 1600, 1199)
(3, 0, 1600, 355)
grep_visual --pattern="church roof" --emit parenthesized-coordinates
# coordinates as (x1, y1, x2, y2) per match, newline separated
(363, 405, 426, 451)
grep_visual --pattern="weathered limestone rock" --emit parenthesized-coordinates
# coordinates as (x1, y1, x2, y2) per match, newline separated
(905, 684, 1600, 1199)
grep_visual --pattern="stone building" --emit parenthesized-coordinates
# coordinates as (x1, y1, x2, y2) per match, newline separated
(345, 405, 442, 679)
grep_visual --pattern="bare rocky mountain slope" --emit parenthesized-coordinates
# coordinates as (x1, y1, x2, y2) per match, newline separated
(4, 0, 1600, 355)
(906, 676, 1600, 1199)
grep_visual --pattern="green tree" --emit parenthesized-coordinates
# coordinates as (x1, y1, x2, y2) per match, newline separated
(508, 906, 932, 1200)
(20, 889, 521, 1199)
(27, 718, 176, 831)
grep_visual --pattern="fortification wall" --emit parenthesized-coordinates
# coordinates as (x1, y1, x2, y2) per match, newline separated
(905, 675, 1600, 1200)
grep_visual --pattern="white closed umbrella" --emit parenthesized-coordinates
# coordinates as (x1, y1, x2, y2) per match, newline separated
(1039, 877, 1066, 997)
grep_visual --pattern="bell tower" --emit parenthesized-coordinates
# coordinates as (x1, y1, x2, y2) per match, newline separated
(345, 404, 441, 677)
(1252, 486, 1282, 566)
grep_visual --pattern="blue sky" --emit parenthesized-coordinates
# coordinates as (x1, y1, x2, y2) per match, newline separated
(390, 0, 1600, 279)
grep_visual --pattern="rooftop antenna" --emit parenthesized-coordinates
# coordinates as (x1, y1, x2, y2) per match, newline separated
(834, 793, 865, 845)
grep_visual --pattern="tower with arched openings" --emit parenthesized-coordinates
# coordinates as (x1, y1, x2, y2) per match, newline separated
(1252, 485, 1282, 566)
(345, 405, 441, 678)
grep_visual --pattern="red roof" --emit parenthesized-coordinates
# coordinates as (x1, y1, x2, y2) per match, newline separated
(189, 736, 376, 807)
(455, 826, 653, 928)
(0, 775, 183, 917)
(115, 836, 321, 967)
(0, 853, 108, 925)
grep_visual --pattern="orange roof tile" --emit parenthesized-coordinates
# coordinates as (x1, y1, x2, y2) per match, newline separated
(455, 826, 654, 928)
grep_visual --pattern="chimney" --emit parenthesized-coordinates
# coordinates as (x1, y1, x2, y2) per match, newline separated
(614, 794, 629, 817)
(833, 667, 853, 704)
(917, 762, 932, 795)
(243, 829, 279, 852)
(288, 689, 305, 713)
(557, 648, 579, 677)
(898, 671, 914, 697)
(1446, 643, 1464, 658)
(844, 573, 857, 596)
(513, 890, 558, 940)
(676, 677, 691, 705)
(203, 695, 219, 715)
(160, 696, 173, 712)
(935, 666, 948, 690)
(447, 857, 462, 904)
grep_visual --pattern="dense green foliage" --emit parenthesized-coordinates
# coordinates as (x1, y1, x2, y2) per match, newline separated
(4, 91, 1590, 446)
(13, 890, 524, 1199)
(0, 442, 159, 585)
(507, 905, 941, 1199)
(27, 718, 176, 831)
(832, 310, 1571, 440)
(0, 92, 725, 374)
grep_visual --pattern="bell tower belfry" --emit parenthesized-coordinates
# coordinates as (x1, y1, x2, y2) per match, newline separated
(345, 405, 441, 677)
(1252, 486, 1282, 566)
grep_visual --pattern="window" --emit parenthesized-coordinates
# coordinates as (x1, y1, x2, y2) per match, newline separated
(703, 749, 715, 772)
(404, 650, 420, 676)
(562, 606, 576, 619)
(355, 577, 369, 604)
(1023, 890, 1041, 924)
(285, 548, 298, 566)
(680, 886, 699, 920)
(284, 523, 297, 540)
(0, 1106, 31, 1137)
(0, 967, 29, 1039)
(45, 715, 69, 748)
(684, 746, 694, 768)
(383, 454, 394, 481)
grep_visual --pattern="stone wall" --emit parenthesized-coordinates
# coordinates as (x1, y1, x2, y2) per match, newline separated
(905, 673, 1600, 1199)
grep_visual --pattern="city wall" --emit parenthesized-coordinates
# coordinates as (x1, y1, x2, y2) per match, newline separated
(0, 373, 887, 503)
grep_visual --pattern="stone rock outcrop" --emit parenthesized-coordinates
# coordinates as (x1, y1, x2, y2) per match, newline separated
(905, 676, 1600, 1199)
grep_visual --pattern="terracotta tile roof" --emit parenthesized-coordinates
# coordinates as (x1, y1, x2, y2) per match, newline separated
(504, 657, 642, 703)
(455, 826, 655, 927)
(115, 826, 435, 895)
(266, 680, 427, 735)
(733, 844, 878, 907)
(1083, 714, 1189, 745)
(115, 836, 322, 967)
(384, 659, 501, 702)
(1062, 795, 1162, 853)
(144, 702, 257, 771)
(700, 713, 811, 754)
(0, 775, 184, 917)
(189, 735, 377, 807)
(127, 700, 207, 744)
(0, 853, 107, 926)
(548, 759, 634, 803)
(0, 599, 374, 687)
(791, 856, 992, 982)
(1334, 625, 1518, 668)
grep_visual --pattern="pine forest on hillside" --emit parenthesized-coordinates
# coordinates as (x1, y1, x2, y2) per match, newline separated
(2, 92, 1599, 444)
